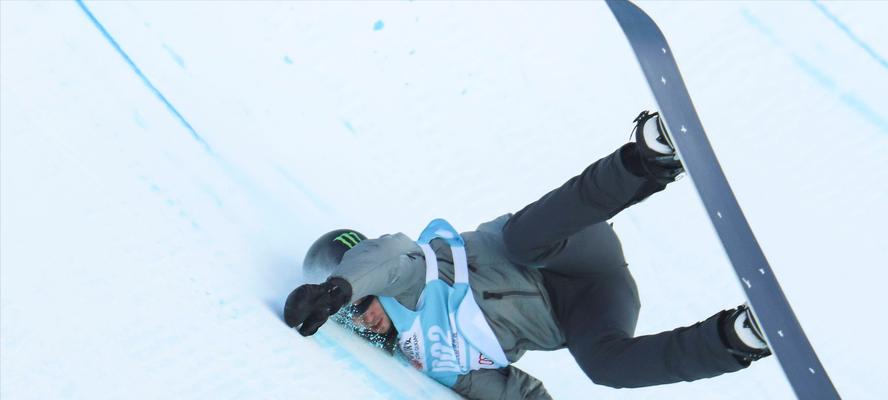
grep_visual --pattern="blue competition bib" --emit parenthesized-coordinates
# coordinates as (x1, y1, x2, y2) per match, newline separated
(378, 219, 510, 386)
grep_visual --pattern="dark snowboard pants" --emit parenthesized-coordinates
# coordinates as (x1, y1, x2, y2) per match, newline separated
(502, 144, 745, 388)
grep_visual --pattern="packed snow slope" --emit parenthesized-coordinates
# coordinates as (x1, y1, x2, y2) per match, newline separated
(2, 1, 887, 399)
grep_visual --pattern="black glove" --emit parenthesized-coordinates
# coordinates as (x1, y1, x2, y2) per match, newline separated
(283, 277, 353, 336)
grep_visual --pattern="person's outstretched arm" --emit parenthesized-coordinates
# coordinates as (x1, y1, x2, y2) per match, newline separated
(452, 366, 552, 400)
(285, 233, 425, 335)
(328, 233, 425, 305)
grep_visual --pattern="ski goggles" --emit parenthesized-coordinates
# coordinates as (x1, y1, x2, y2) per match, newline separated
(352, 295, 375, 316)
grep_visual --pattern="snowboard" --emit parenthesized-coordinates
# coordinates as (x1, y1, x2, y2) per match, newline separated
(605, 1, 839, 398)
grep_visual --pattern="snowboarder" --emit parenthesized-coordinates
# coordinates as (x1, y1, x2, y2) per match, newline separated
(284, 111, 771, 399)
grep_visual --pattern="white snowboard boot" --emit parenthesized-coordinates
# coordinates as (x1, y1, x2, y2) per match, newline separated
(630, 110, 684, 183)
(722, 304, 772, 363)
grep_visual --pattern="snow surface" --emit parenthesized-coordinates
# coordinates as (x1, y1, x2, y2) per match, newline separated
(2, 1, 887, 399)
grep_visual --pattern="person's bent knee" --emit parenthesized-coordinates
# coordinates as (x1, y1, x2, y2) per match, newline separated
(574, 337, 647, 389)
(502, 217, 544, 266)
(581, 358, 635, 389)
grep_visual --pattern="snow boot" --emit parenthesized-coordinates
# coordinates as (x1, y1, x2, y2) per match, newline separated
(721, 304, 772, 364)
(623, 110, 684, 184)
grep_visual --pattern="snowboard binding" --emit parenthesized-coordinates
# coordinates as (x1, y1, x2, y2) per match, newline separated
(722, 304, 772, 364)
(630, 110, 684, 184)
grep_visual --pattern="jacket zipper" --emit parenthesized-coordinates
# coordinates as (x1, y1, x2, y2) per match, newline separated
(482, 290, 539, 300)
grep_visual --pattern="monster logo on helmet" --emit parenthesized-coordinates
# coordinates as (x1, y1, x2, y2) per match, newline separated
(333, 231, 363, 249)
(302, 229, 367, 283)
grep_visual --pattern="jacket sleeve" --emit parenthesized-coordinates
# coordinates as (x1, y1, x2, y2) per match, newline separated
(329, 233, 425, 306)
(451, 366, 552, 400)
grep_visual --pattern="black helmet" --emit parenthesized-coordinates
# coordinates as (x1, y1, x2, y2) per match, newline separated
(302, 229, 367, 283)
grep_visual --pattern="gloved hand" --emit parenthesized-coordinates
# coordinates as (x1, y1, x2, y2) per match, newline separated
(284, 277, 353, 336)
